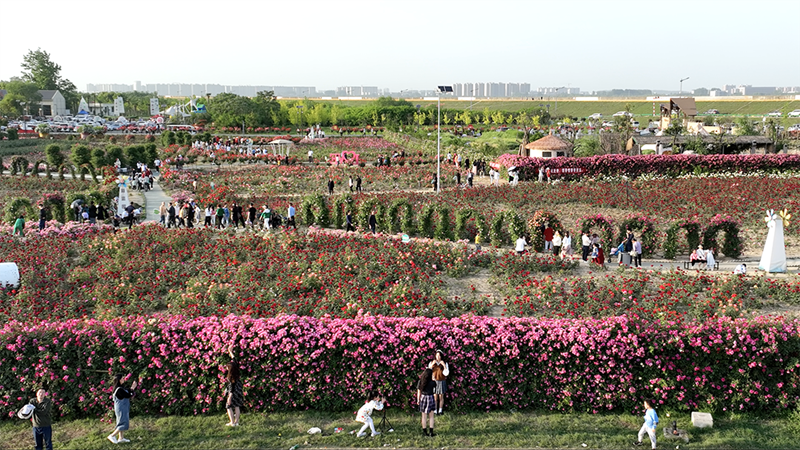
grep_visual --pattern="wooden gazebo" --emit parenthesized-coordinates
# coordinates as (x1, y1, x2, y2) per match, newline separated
(521, 135, 573, 158)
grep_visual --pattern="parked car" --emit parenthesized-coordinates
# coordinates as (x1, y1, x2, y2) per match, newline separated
(705, 109, 720, 115)
(766, 111, 782, 117)
(612, 111, 633, 117)
(788, 109, 800, 118)
(589, 113, 602, 120)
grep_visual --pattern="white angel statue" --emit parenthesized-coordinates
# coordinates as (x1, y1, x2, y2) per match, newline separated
(758, 209, 789, 273)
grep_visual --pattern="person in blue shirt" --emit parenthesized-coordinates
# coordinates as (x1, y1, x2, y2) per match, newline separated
(634, 399, 659, 449)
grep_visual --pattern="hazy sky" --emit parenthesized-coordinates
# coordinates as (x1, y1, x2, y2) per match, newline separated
(1, 0, 798, 93)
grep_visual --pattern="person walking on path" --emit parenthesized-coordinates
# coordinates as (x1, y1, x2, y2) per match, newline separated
(30, 388, 53, 450)
(346, 210, 355, 232)
(287, 203, 297, 230)
(428, 351, 449, 415)
(39, 205, 47, 231)
(369, 210, 377, 234)
(634, 399, 659, 449)
(356, 176, 362, 192)
(417, 368, 437, 437)
(167, 203, 176, 228)
(633, 238, 643, 268)
(159, 202, 167, 226)
(327, 178, 335, 195)
(108, 374, 138, 444)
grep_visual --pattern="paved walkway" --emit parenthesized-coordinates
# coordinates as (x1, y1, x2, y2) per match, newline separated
(141, 176, 173, 222)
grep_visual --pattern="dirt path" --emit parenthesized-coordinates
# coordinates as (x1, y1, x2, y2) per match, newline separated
(442, 268, 506, 317)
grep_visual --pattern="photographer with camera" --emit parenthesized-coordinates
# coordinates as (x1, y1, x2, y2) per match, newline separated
(355, 391, 384, 438)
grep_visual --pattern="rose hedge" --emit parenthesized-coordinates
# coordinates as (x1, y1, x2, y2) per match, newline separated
(497, 153, 800, 179)
(1, 315, 798, 420)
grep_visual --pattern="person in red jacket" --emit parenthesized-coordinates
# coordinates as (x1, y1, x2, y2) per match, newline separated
(543, 223, 554, 252)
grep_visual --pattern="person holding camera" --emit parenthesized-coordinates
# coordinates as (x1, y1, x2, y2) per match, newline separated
(355, 391, 384, 437)
(428, 350, 450, 415)
(108, 374, 138, 444)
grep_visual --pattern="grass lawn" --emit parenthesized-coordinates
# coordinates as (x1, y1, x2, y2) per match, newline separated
(328, 99, 800, 120)
(2, 409, 798, 449)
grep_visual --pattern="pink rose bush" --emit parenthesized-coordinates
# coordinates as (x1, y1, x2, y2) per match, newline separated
(1, 315, 798, 419)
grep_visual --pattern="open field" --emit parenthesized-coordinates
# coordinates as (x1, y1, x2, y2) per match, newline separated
(2, 410, 799, 450)
(323, 99, 800, 119)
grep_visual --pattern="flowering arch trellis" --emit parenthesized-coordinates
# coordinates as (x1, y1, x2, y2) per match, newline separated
(663, 218, 702, 259)
(332, 193, 355, 229)
(526, 210, 565, 252)
(702, 214, 744, 258)
(300, 193, 330, 228)
(579, 214, 615, 247)
(3, 197, 34, 224)
(616, 216, 659, 257)
(454, 208, 489, 241)
(386, 198, 414, 234)
(490, 211, 527, 247)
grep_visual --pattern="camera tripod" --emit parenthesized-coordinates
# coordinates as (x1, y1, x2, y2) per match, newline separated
(377, 407, 394, 432)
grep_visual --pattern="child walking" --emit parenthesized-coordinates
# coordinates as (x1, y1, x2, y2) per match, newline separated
(634, 399, 659, 449)
(355, 392, 384, 438)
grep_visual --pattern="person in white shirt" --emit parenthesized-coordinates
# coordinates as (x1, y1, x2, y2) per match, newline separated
(581, 232, 592, 261)
(355, 392, 385, 438)
(561, 231, 573, 258)
(552, 231, 563, 256)
(734, 263, 747, 275)
(515, 235, 528, 255)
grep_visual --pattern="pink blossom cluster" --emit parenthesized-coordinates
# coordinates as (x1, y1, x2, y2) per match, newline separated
(1, 314, 797, 419)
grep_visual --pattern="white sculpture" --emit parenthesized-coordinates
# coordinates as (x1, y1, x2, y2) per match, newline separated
(116, 176, 131, 217)
(758, 209, 789, 273)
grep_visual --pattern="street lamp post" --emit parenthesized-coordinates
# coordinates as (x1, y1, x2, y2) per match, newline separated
(554, 86, 566, 115)
(296, 105, 304, 136)
(436, 86, 453, 193)
(679, 77, 690, 96)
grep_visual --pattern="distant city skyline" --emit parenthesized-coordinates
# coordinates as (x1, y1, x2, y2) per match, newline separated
(1, 0, 798, 93)
(82, 80, 799, 98)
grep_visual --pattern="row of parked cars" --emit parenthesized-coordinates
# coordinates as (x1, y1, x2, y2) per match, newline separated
(589, 109, 800, 118)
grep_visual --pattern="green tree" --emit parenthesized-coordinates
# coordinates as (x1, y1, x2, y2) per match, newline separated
(208, 93, 255, 129)
(251, 90, 280, 126)
(71, 145, 91, 167)
(330, 103, 342, 126)
(664, 120, 686, 148)
(573, 135, 602, 157)
(0, 79, 42, 116)
(91, 148, 108, 168)
(45, 144, 64, 167)
(734, 117, 759, 136)
(106, 146, 124, 166)
(20, 48, 78, 111)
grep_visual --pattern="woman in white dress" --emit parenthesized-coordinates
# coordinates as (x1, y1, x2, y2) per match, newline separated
(705, 247, 716, 271)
